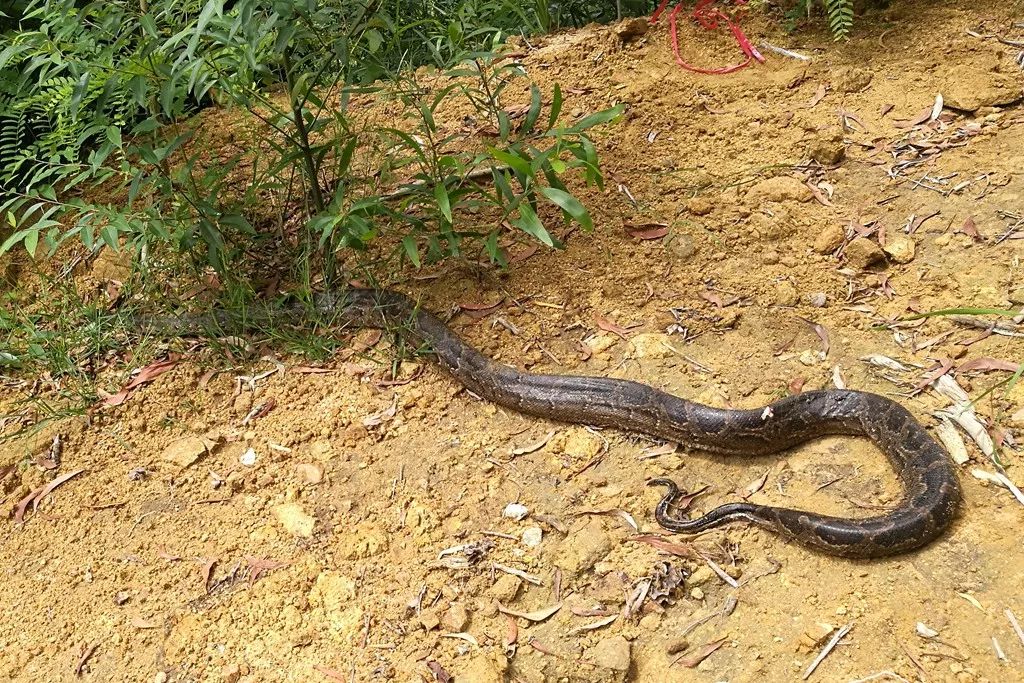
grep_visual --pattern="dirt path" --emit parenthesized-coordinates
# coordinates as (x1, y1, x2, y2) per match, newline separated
(2, 2, 1024, 681)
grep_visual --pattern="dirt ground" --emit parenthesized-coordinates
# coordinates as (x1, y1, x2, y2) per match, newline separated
(3, 2, 1024, 681)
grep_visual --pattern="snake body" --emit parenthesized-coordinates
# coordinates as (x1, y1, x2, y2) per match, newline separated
(161, 287, 962, 558)
(333, 289, 962, 558)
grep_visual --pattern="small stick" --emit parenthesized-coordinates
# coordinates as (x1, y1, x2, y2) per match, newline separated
(803, 623, 853, 679)
(492, 562, 543, 586)
(760, 41, 811, 61)
(1007, 609, 1024, 647)
(992, 636, 1007, 661)
(702, 556, 739, 588)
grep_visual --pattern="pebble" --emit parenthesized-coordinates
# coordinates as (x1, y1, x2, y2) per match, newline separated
(844, 237, 885, 269)
(813, 224, 846, 254)
(665, 233, 696, 262)
(502, 503, 529, 521)
(685, 197, 714, 216)
(521, 527, 543, 547)
(882, 235, 916, 263)
(808, 292, 827, 307)
(441, 603, 469, 632)
(690, 587, 705, 600)
(239, 448, 257, 466)
(665, 637, 689, 654)
(773, 281, 799, 307)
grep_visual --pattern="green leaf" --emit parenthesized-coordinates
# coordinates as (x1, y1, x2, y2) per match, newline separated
(487, 147, 532, 177)
(70, 72, 91, 121)
(511, 202, 553, 247)
(522, 84, 542, 135)
(540, 187, 593, 231)
(434, 182, 452, 223)
(553, 104, 625, 136)
(402, 235, 421, 267)
(547, 83, 563, 131)
(24, 229, 39, 257)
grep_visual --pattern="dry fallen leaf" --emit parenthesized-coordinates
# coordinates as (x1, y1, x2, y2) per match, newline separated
(956, 357, 1020, 374)
(806, 83, 827, 108)
(102, 358, 179, 406)
(675, 637, 728, 667)
(246, 556, 289, 584)
(498, 601, 562, 622)
(957, 216, 985, 241)
(631, 534, 699, 559)
(14, 469, 86, 523)
(593, 313, 633, 340)
(425, 660, 453, 683)
(131, 616, 159, 629)
(198, 557, 218, 593)
(568, 614, 618, 635)
(511, 430, 556, 456)
(313, 665, 349, 682)
(624, 222, 669, 240)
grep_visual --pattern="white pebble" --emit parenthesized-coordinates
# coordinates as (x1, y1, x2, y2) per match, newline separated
(502, 503, 529, 521)
(240, 448, 257, 466)
(521, 527, 543, 547)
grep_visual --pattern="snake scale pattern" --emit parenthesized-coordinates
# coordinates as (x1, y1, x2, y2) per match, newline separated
(164, 287, 963, 558)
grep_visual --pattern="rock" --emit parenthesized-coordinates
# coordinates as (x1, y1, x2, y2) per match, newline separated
(833, 67, 872, 93)
(690, 587, 705, 600)
(502, 503, 529, 521)
(883, 235, 916, 263)
(685, 197, 714, 216)
(587, 334, 618, 354)
(586, 635, 631, 672)
(814, 224, 846, 254)
(630, 333, 674, 359)
(521, 527, 543, 547)
(844, 237, 885, 269)
(773, 280, 799, 307)
(665, 233, 696, 262)
(161, 436, 212, 469)
(746, 176, 812, 203)
(943, 69, 1023, 112)
(489, 574, 522, 603)
(221, 663, 247, 683)
(687, 565, 714, 586)
(271, 502, 316, 538)
(294, 463, 324, 484)
(553, 519, 613, 577)
(419, 608, 441, 631)
(614, 17, 649, 42)
(441, 603, 469, 632)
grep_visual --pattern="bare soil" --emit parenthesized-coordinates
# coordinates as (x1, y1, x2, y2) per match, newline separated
(3, 2, 1024, 682)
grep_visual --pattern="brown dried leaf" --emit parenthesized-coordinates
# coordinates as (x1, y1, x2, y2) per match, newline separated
(568, 613, 618, 635)
(198, 556, 217, 593)
(593, 313, 632, 340)
(738, 470, 769, 499)
(425, 661, 453, 683)
(350, 329, 383, 353)
(498, 601, 562, 622)
(246, 556, 289, 584)
(102, 358, 179, 406)
(956, 358, 1021, 374)
(631, 534, 700, 559)
(575, 507, 639, 532)
(798, 317, 830, 357)
(916, 358, 956, 390)
(625, 222, 669, 240)
(806, 84, 827, 108)
(511, 430, 556, 456)
(504, 614, 518, 648)
(675, 637, 728, 667)
(893, 106, 933, 129)
(956, 216, 985, 241)
(75, 642, 99, 676)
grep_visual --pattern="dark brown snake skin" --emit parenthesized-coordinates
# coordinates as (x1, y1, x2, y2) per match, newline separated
(164, 287, 963, 558)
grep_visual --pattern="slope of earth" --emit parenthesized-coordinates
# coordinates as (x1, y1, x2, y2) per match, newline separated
(2, 2, 1024, 682)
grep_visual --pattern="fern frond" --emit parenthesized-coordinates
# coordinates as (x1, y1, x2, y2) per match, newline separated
(823, 0, 854, 41)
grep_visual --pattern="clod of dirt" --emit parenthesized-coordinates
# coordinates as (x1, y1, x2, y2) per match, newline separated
(746, 176, 813, 204)
(813, 224, 846, 254)
(832, 66, 873, 93)
(614, 17, 649, 42)
(521, 526, 543, 547)
(665, 233, 697, 263)
(685, 197, 714, 216)
(552, 519, 614, 577)
(161, 436, 213, 469)
(335, 521, 388, 560)
(489, 574, 522, 603)
(450, 652, 508, 683)
(271, 502, 316, 537)
(942, 68, 1024, 112)
(806, 132, 846, 166)
(844, 237, 886, 269)
(554, 428, 603, 460)
(585, 634, 632, 673)
(441, 603, 469, 632)
(630, 333, 674, 359)
(293, 462, 324, 484)
(773, 280, 800, 307)
(882, 235, 916, 264)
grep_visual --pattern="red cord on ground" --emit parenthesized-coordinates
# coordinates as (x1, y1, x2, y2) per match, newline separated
(650, 0, 765, 75)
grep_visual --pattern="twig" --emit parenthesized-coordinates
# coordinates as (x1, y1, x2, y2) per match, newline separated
(760, 41, 811, 61)
(1007, 609, 1024, 647)
(848, 673, 911, 683)
(492, 562, 544, 586)
(804, 623, 853, 679)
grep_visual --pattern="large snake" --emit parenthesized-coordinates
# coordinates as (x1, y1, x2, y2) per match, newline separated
(160, 287, 963, 558)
